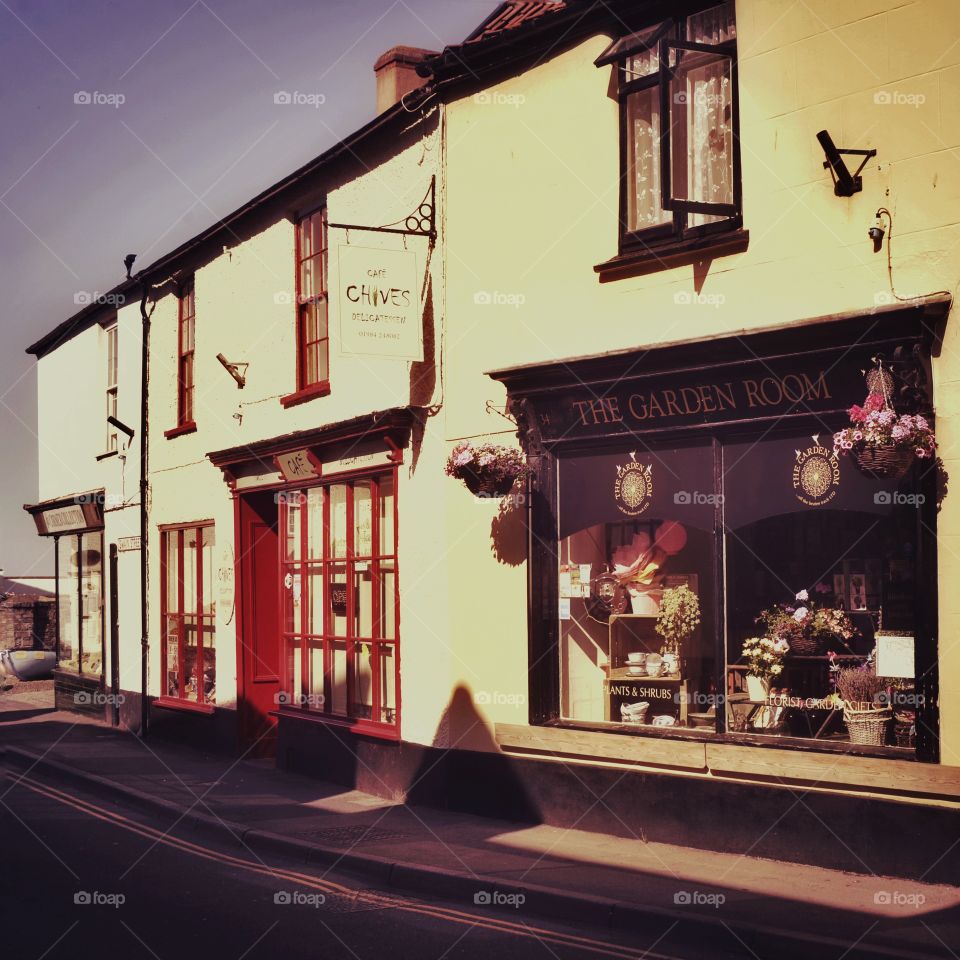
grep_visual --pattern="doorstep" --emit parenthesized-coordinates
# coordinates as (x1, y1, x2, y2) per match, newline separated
(495, 722, 960, 804)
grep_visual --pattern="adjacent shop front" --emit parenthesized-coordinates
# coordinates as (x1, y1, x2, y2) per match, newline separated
(25, 492, 108, 713)
(208, 408, 413, 758)
(493, 301, 946, 765)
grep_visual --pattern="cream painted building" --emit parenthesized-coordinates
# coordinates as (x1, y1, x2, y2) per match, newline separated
(24, 0, 960, 873)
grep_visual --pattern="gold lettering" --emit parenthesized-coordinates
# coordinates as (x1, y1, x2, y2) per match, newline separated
(801, 370, 831, 401)
(662, 389, 683, 418)
(715, 382, 736, 411)
(627, 393, 648, 420)
(743, 379, 762, 407)
(605, 397, 624, 423)
(680, 387, 702, 415)
(572, 400, 591, 425)
(647, 392, 666, 419)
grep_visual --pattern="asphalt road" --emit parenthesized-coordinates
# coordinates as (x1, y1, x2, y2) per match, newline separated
(0, 768, 736, 960)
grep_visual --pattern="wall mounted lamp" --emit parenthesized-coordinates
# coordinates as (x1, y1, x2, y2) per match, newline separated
(817, 130, 877, 197)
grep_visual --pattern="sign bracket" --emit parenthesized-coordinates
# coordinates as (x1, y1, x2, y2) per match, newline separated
(328, 176, 435, 242)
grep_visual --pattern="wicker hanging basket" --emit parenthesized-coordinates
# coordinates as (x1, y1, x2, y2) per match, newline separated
(843, 705, 892, 745)
(461, 468, 517, 498)
(850, 442, 914, 481)
(788, 632, 826, 656)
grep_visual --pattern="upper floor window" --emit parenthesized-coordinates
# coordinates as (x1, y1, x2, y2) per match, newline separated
(295, 207, 328, 392)
(178, 278, 196, 426)
(105, 323, 118, 451)
(598, 2, 740, 253)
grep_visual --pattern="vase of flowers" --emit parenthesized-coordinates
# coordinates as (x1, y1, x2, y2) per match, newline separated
(757, 590, 855, 656)
(741, 636, 789, 701)
(833, 367, 936, 480)
(445, 441, 526, 498)
(835, 663, 891, 745)
(655, 585, 701, 657)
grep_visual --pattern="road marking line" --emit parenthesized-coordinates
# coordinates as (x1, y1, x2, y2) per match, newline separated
(5, 770, 676, 960)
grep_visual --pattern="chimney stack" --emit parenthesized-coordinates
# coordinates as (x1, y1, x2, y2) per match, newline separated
(374, 46, 436, 113)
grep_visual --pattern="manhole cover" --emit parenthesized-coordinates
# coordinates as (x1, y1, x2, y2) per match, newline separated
(299, 825, 409, 846)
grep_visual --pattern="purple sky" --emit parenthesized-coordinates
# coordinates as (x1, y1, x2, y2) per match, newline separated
(0, 0, 490, 576)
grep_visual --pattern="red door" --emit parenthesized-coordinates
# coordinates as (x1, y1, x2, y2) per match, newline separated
(238, 491, 280, 756)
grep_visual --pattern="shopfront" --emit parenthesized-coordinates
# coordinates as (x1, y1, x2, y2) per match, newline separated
(493, 303, 945, 763)
(25, 492, 107, 712)
(208, 408, 413, 756)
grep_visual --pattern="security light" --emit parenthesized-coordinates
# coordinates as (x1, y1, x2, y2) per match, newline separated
(816, 130, 877, 197)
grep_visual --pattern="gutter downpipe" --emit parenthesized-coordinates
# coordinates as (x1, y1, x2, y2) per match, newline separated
(139, 277, 150, 737)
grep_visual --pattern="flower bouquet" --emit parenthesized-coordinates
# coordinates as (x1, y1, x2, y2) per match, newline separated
(833, 383, 936, 480)
(757, 589, 855, 656)
(740, 636, 789, 702)
(445, 441, 526, 498)
(655, 585, 700, 657)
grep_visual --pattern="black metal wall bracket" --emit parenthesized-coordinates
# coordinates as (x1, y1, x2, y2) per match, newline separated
(817, 130, 877, 197)
(328, 176, 436, 241)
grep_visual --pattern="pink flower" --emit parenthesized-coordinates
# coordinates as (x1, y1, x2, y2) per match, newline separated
(915, 447, 928, 458)
(864, 393, 885, 413)
(454, 450, 473, 467)
(848, 405, 866, 424)
(852, 431, 863, 441)
(891, 425, 907, 440)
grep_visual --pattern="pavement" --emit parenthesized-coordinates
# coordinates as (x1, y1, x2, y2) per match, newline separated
(1, 688, 959, 959)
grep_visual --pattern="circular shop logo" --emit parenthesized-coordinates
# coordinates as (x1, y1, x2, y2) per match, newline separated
(615, 455, 653, 516)
(792, 436, 840, 506)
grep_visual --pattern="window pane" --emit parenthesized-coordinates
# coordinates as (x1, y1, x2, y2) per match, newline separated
(79, 532, 103, 676)
(300, 257, 317, 300)
(329, 485, 347, 558)
(722, 435, 917, 745)
(354, 481, 373, 556)
(306, 566, 324, 635)
(330, 640, 347, 715)
(181, 315, 195, 353)
(282, 635, 302, 703)
(183, 529, 198, 614)
(556, 444, 717, 729)
(284, 495, 302, 562)
(183, 616, 200, 702)
(329, 563, 348, 635)
(308, 638, 324, 709)
(379, 643, 397, 724)
(201, 526, 215, 615)
(283, 568, 302, 634)
(380, 560, 396, 640)
(379, 474, 395, 555)
(351, 641, 374, 720)
(353, 565, 373, 638)
(165, 615, 180, 696)
(306, 488, 324, 560)
(686, 1, 736, 43)
(668, 50, 734, 209)
(165, 533, 179, 613)
(57, 536, 76, 670)
(626, 88, 669, 232)
(201, 620, 216, 704)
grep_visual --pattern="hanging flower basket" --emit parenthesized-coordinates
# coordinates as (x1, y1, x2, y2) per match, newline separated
(445, 441, 525, 499)
(850, 442, 915, 481)
(757, 590, 855, 658)
(833, 360, 936, 481)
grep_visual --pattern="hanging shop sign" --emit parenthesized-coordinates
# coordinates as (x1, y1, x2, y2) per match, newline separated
(336, 245, 422, 361)
(26, 494, 104, 537)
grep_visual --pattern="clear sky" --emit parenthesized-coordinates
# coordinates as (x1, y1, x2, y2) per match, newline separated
(0, 0, 491, 576)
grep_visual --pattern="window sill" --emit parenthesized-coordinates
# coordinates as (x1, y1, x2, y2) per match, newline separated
(280, 381, 330, 409)
(273, 708, 399, 741)
(164, 421, 197, 440)
(595, 228, 750, 282)
(154, 696, 216, 715)
(95, 450, 118, 461)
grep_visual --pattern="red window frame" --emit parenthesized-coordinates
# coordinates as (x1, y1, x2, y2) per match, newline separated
(166, 278, 197, 438)
(279, 468, 399, 736)
(282, 207, 329, 407)
(159, 522, 215, 711)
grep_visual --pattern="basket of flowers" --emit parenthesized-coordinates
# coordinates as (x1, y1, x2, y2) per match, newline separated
(833, 364, 936, 481)
(757, 589, 855, 657)
(836, 663, 891, 745)
(445, 441, 526, 498)
(655, 585, 701, 657)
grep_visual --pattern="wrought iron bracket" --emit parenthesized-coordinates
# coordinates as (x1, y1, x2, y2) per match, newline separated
(328, 176, 435, 242)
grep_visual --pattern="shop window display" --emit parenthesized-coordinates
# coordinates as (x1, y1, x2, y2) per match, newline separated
(558, 443, 718, 730)
(56, 532, 104, 677)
